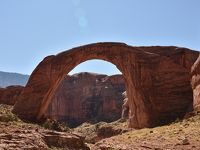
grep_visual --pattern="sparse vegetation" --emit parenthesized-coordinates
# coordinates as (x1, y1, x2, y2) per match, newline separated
(0, 104, 88, 150)
(1, 104, 200, 150)
(0, 104, 20, 122)
(42, 119, 70, 132)
(73, 119, 130, 144)
(92, 112, 200, 149)
(0, 111, 19, 122)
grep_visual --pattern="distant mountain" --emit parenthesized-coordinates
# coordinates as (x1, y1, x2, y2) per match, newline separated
(0, 71, 29, 88)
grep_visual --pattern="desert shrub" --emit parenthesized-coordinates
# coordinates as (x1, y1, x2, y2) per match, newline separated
(0, 112, 19, 122)
(94, 122, 106, 131)
(42, 119, 70, 132)
(0, 104, 19, 122)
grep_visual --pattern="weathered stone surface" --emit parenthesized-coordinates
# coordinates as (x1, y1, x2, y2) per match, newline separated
(0, 104, 89, 150)
(0, 123, 89, 150)
(45, 72, 125, 127)
(0, 130, 48, 150)
(42, 131, 89, 149)
(73, 120, 130, 144)
(13, 42, 199, 128)
(0, 86, 24, 105)
(191, 54, 200, 111)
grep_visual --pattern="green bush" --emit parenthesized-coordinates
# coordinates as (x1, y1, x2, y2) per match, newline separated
(0, 112, 19, 122)
(42, 119, 70, 132)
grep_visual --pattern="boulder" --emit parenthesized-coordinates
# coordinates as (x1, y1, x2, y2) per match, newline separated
(42, 131, 89, 149)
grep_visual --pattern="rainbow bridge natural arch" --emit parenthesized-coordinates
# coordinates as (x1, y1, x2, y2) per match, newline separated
(13, 42, 199, 128)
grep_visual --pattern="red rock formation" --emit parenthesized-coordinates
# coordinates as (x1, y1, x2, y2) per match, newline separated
(0, 86, 24, 105)
(13, 42, 199, 128)
(45, 72, 125, 127)
(191, 54, 200, 111)
(42, 131, 89, 149)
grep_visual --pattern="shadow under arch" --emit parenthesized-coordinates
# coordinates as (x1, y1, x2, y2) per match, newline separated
(13, 42, 199, 129)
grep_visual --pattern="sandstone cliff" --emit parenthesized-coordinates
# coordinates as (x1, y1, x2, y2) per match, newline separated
(191, 54, 200, 111)
(0, 86, 24, 105)
(12, 43, 199, 128)
(45, 72, 125, 127)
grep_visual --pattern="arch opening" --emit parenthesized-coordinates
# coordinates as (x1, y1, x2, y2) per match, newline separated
(44, 59, 128, 127)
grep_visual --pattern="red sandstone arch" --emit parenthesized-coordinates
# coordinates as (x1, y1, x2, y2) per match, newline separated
(13, 42, 199, 128)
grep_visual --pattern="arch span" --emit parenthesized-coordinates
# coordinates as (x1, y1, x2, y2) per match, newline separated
(13, 42, 199, 128)
(68, 59, 122, 75)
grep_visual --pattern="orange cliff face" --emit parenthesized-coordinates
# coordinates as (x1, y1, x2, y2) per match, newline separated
(45, 72, 125, 127)
(12, 43, 199, 128)
(191, 54, 200, 111)
(0, 86, 24, 105)
(0, 72, 126, 128)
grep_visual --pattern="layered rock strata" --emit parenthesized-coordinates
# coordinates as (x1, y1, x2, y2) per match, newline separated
(46, 73, 125, 127)
(0, 86, 24, 105)
(191, 54, 200, 111)
(13, 42, 199, 128)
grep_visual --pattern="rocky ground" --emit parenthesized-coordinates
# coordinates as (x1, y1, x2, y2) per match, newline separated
(92, 112, 200, 150)
(73, 119, 131, 144)
(0, 104, 89, 150)
(0, 104, 200, 150)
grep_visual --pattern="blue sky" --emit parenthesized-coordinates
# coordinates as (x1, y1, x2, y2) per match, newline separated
(0, 0, 199, 75)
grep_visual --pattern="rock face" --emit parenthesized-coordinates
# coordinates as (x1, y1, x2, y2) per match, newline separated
(0, 86, 24, 105)
(191, 54, 200, 111)
(0, 104, 89, 150)
(45, 73, 125, 127)
(13, 42, 199, 128)
(42, 131, 89, 149)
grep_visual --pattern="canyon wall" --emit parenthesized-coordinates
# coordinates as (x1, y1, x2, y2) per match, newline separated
(0, 86, 24, 105)
(191, 54, 200, 111)
(45, 73, 125, 127)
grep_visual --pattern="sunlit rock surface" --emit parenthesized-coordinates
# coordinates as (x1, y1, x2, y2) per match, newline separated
(13, 42, 199, 128)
